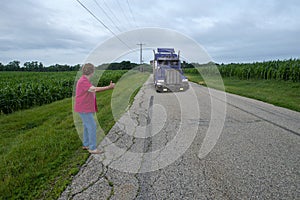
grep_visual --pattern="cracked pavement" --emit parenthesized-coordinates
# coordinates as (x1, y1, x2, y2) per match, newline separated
(60, 76, 300, 199)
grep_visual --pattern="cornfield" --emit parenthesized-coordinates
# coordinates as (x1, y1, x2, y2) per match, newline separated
(219, 59, 300, 81)
(183, 59, 300, 82)
(0, 70, 128, 114)
(0, 72, 75, 114)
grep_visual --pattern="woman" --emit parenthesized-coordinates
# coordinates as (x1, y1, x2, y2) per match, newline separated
(75, 63, 115, 154)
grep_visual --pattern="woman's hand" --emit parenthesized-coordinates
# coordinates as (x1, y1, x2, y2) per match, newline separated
(109, 80, 115, 89)
(90, 81, 115, 92)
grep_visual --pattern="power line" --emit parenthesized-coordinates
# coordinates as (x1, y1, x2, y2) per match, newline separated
(126, 0, 143, 44)
(92, 0, 122, 32)
(102, 0, 127, 31)
(115, 0, 133, 29)
(75, 0, 132, 50)
(126, 0, 139, 29)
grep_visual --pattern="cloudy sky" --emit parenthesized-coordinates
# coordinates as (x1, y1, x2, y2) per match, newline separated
(1, 0, 299, 66)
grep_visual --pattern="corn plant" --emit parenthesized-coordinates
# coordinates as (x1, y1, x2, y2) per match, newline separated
(217, 59, 300, 81)
(0, 71, 130, 114)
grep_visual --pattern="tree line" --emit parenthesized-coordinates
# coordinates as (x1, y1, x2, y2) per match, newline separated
(0, 60, 141, 72)
(0, 61, 81, 72)
(0, 60, 198, 72)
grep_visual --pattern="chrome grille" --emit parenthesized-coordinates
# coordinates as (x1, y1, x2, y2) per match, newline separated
(165, 69, 182, 84)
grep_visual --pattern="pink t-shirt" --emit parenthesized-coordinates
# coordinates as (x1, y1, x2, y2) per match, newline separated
(74, 76, 98, 113)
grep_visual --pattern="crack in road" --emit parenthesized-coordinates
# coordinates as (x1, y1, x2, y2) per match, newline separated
(60, 79, 300, 200)
(135, 95, 154, 199)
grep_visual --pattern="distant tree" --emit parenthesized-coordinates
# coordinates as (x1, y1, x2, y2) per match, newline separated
(0, 62, 4, 71)
(181, 61, 194, 68)
(107, 62, 118, 70)
(70, 64, 81, 71)
(2, 60, 141, 72)
(97, 63, 110, 70)
(24, 61, 41, 71)
(24, 61, 31, 71)
(47, 64, 57, 72)
(38, 62, 44, 71)
(120, 61, 132, 70)
(107, 61, 138, 70)
(6, 60, 20, 71)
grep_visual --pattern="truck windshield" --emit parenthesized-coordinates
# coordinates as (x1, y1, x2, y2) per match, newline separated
(158, 60, 179, 66)
(170, 61, 178, 66)
(158, 60, 168, 65)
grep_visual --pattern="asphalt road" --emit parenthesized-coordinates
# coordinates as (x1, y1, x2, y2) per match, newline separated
(60, 75, 300, 200)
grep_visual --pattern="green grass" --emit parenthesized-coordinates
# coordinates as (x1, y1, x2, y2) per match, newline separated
(0, 71, 149, 199)
(0, 98, 85, 199)
(185, 73, 300, 112)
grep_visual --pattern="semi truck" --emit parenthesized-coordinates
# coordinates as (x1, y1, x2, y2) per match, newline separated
(151, 48, 189, 92)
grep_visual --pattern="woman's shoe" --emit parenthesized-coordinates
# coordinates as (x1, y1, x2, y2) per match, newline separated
(88, 149, 101, 154)
(82, 146, 89, 150)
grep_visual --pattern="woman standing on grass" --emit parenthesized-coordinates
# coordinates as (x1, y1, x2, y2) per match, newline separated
(75, 63, 115, 154)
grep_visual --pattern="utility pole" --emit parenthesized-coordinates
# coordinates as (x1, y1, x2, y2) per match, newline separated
(137, 43, 145, 63)
(137, 43, 145, 72)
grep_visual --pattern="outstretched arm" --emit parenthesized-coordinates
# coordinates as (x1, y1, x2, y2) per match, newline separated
(88, 81, 115, 92)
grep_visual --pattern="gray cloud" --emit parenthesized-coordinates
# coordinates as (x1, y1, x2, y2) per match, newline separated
(0, 0, 299, 65)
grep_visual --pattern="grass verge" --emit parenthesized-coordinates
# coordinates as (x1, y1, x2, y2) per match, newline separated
(185, 73, 300, 112)
(0, 71, 149, 199)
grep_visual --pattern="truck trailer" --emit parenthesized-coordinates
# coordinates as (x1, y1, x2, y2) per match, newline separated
(151, 48, 189, 92)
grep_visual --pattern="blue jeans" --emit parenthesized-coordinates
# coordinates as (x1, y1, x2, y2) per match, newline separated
(79, 112, 97, 150)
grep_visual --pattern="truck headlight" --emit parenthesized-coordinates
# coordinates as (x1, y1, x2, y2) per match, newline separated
(157, 80, 164, 85)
